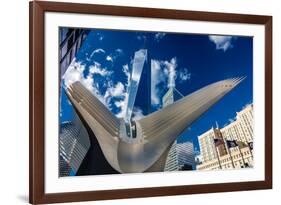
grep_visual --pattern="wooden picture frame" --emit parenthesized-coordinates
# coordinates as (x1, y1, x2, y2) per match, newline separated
(29, 1, 272, 204)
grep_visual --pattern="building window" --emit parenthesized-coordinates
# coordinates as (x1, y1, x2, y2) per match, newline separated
(59, 28, 69, 44)
(67, 34, 74, 50)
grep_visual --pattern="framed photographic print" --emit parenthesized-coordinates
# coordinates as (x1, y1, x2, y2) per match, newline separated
(29, 1, 272, 204)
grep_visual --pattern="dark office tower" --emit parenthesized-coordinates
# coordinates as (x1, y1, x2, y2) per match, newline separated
(59, 28, 90, 77)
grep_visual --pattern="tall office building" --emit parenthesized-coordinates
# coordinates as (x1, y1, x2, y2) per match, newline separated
(59, 155, 71, 177)
(59, 28, 89, 77)
(164, 141, 178, 171)
(221, 104, 253, 143)
(59, 115, 90, 177)
(164, 141, 196, 171)
(177, 142, 196, 170)
(162, 87, 183, 108)
(236, 104, 254, 142)
(133, 50, 151, 116)
(197, 104, 254, 170)
(125, 49, 148, 123)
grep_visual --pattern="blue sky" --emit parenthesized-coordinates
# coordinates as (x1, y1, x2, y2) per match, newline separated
(60, 28, 253, 152)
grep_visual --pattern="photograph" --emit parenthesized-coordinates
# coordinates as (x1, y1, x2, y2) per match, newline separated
(28, 1, 272, 203)
(58, 27, 254, 176)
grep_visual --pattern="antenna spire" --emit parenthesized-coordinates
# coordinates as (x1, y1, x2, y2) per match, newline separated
(215, 121, 219, 129)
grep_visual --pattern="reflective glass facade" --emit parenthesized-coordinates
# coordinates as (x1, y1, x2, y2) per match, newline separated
(125, 49, 147, 122)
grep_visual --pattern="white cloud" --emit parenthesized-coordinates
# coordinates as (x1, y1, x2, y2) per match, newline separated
(89, 62, 112, 76)
(63, 58, 133, 120)
(104, 82, 125, 98)
(105, 49, 124, 63)
(106, 55, 113, 62)
(114, 94, 128, 119)
(178, 68, 191, 82)
(83, 73, 94, 90)
(151, 60, 165, 106)
(122, 64, 131, 86)
(115, 99, 126, 108)
(229, 118, 235, 123)
(164, 57, 177, 88)
(151, 58, 177, 106)
(115, 48, 123, 54)
(104, 81, 129, 119)
(90, 48, 105, 57)
(154, 32, 166, 42)
(63, 59, 105, 104)
(151, 58, 191, 108)
(132, 107, 144, 120)
(97, 33, 104, 41)
(136, 35, 146, 41)
(63, 59, 85, 87)
(209, 35, 234, 51)
(104, 64, 132, 119)
(101, 63, 132, 119)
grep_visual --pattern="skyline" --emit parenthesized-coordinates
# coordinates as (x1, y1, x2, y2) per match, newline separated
(60, 28, 253, 151)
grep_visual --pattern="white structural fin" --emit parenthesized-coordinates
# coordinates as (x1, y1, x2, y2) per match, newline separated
(66, 77, 244, 173)
(66, 82, 123, 172)
(133, 77, 245, 172)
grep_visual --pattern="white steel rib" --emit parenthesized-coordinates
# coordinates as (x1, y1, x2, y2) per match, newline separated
(66, 77, 244, 173)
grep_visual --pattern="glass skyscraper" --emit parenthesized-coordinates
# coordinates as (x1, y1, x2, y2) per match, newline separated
(133, 50, 151, 116)
(59, 119, 90, 176)
(59, 28, 89, 77)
